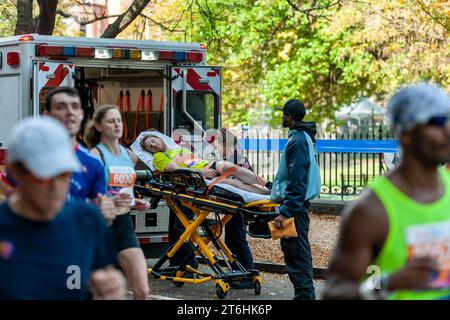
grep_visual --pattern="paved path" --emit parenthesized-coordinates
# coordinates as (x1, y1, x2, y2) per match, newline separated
(136, 259, 325, 300)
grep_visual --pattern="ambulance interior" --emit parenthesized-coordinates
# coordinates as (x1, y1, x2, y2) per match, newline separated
(37, 66, 218, 146)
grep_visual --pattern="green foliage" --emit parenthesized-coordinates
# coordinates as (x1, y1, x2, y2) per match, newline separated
(174, 0, 450, 130)
(0, 0, 449, 132)
(0, 2, 17, 37)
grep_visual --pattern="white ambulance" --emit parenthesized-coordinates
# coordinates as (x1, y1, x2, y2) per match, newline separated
(0, 34, 222, 255)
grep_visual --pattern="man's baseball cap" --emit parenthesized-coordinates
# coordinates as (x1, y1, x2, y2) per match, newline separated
(276, 99, 306, 120)
(388, 83, 450, 136)
(6, 116, 82, 179)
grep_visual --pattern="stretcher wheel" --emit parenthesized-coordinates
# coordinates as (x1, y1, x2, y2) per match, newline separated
(216, 284, 227, 299)
(173, 281, 185, 287)
(254, 281, 261, 295)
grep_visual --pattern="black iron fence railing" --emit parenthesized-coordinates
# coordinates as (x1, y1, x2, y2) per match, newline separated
(238, 126, 398, 200)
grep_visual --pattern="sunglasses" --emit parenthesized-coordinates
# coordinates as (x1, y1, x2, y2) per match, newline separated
(426, 116, 450, 127)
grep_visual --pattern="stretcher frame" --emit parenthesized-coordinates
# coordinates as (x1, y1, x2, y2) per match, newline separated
(135, 169, 278, 299)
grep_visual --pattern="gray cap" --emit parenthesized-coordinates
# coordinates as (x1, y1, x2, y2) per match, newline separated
(6, 116, 82, 179)
(388, 83, 450, 136)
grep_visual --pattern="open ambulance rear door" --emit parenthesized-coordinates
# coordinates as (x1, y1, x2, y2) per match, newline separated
(33, 61, 75, 114)
(170, 66, 221, 143)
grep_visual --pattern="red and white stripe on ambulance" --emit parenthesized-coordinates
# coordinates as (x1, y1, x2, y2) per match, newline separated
(171, 67, 221, 111)
(33, 61, 75, 114)
(171, 67, 221, 95)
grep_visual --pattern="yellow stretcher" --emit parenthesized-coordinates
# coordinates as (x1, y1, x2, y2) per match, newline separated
(135, 169, 279, 299)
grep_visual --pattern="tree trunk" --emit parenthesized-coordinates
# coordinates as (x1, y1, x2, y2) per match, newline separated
(101, 0, 151, 38)
(37, 0, 58, 35)
(14, 0, 36, 35)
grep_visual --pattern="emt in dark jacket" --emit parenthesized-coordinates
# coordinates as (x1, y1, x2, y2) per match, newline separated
(272, 99, 321, 300)
(211, 128, 255, 289)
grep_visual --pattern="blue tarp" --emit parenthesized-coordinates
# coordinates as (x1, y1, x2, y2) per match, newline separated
(239, 139, 399, 153)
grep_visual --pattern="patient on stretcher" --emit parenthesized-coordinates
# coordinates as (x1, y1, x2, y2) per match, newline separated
(136, 131, 270, 195)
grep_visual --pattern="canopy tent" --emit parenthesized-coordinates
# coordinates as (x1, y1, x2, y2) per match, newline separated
(335, 98, 386, 121)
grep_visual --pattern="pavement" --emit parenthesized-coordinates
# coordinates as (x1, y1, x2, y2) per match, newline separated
(128, 259, 325, 300)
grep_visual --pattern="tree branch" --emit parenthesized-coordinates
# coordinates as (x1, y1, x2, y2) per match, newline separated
(286, 0, 343, 24)
(193, 0, 220, 43)
(139, 13, 186, 33)
(380, 12, 447, 42)
(79, 14, 122, 25)
(414, 0, 449, 33)
(101, 0, 152, 38)
(287, 0, 342, 14)
(286, 0, 301, 11)
(55, 9, 121, 26)
(56, 9, 71, 19)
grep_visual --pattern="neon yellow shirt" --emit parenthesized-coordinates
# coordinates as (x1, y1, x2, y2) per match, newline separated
(369, 167, 450, 300)
(153, 148, 210, 172)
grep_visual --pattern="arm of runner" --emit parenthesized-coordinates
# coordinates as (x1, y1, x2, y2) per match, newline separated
(322, 193, 386, 299)
(89, 266, 127, 300)
(134, 198, 150, 211)
(90, 208, 126, 300)
(112, 192, 134, 208)
(96, 193, 116, 226)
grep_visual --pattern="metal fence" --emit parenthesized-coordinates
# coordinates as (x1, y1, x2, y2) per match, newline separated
(236, 126, 398, 200)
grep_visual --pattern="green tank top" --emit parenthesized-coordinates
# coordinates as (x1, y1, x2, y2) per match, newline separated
(370, 167, 450, 300)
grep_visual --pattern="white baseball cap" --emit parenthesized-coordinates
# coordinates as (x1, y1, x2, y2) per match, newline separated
(6, 116, 82, 179)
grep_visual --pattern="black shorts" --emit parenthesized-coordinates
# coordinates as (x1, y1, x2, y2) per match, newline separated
(110, 213, 140, 252)
(209, 161, 217, 171)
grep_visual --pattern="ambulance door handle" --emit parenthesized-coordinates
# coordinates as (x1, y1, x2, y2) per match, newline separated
(199, 79, 209, 84)
(62, 66, 76, 79)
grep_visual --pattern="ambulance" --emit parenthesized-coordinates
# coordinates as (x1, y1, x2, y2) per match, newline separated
(0, 34, 222, 255)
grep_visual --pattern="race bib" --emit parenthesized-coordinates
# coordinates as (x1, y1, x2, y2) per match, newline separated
(108, 166, 136, 188)
(406, 221, 450, 289)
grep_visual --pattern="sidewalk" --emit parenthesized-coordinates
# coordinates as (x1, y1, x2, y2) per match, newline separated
(138, 259, 325, 300)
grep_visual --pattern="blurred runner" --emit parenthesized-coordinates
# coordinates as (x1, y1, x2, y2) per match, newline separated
(84, 105, 150, 300)
(0, 117, 126, 299)
(44, 87, 116, 225)
(323, 83, 450, 300)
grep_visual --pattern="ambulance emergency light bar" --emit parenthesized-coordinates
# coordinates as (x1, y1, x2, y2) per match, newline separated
(35, 44, 203, 63)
